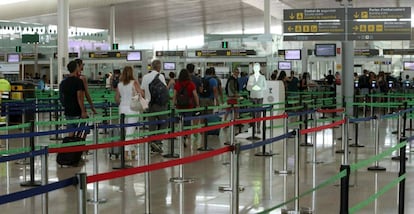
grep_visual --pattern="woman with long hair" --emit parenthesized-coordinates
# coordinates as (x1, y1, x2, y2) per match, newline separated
(115, 66, 144, 160)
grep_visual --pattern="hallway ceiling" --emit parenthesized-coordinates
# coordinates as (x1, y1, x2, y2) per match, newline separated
(1, 0, 414, 47)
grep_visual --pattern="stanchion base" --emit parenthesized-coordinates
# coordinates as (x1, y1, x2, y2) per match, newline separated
(349, 144, 365, 148)
(367, 166, 386, 171)
(306, 160, 324, 164)
(282, 207, 313, 214)
(335, 150, 351, 154)
(405, 128, 414, 131)
(274, 170, 293, 175)
(218, 185, 245, 192)
(169, 177, 195, 183)
(20, 181, 42, 187)
(391, 156, 408, 161)
(15, 159, 30, 165)
(336, 137, 352, 141)
(163, 153, 179, 158)
(87, 198, 107, 204)
(197, 147, 214, 151)
(391, 130, 399, 135)
(49, 137, 63, 141)
(300, 143, 314, 147)
(254, 152, 274, 157)
(246, 136, 261, 141)
(222, 161, 230, 165)
(112, 164, 133, 169)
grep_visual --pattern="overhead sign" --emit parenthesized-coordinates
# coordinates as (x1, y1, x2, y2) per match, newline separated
(383, 49, 414, 55)
(283, 8, 344, 20)
(155, 51, 185, 57)
(348, 21, 411, 40)
(354, 49, 379, 57)
(283, 7, 411, 41)
(89, 51, 128, 59)
(195, 50, 256, 57)
(349, 7, 411, 19)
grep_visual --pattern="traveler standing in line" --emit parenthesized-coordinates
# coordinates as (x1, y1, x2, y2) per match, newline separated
(286, 70, 299, 93)
(224, 68, 240, 121)
(167, 71, 176, 92)
(211, 67, 224, 105)
(75, 59, 97, 114)
(172, 68, 200, 145)
(299, 72, 310, 92)
(60, 61, 87, 137)
(187, 63, 202, 140)
(141, 59, 168, 153)
(247, 63, 267, 133)
(115, 66, 143, 160)
(199, 67, 219, 112)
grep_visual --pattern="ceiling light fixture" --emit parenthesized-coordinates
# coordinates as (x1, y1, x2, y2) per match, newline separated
(0, 0, 29, 6)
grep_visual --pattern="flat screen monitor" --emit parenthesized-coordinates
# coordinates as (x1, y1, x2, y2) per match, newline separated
(7, 54, 20, 63)
(403, 61, 414, 70)
(163, 62, 176, 70)
(284, 49, 301, 60)
(315, 44, 336, 57)
(127, 51, 142, 61)
(278, 61, 292, 70)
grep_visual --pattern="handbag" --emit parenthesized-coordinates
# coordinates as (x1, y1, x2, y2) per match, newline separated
(130, 85, 148, 112)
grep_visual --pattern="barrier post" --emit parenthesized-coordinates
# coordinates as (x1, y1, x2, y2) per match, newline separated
(349, 119, 365, 148)
(20, 120, 41, 186)
(145, 128, 151, 214)
(50, 98, 63, 141)
(164, 108, 179, 158)
(310, 111, 323, 164)
(392, 113, 407, 161)
(282, 129, 300, 213)
(198, 106, 213, 151)
(41, 146, 48, 214)
(231, 143, 241, 214)
(16, 108, 29, 165)
(300, 104, 313, 147)
(339, 165, 351, 214)
(113, 114, 132, 169)
(88, 123, 107, 204)
(170, 115, 195, 183)
(275, 116, 292, 174)
(336, 114, 348, 153)
(255, 107, 273, 156)
(368, 116, 386, 171)
(398, 137, 407, 214)
(76, 173, 87, 214)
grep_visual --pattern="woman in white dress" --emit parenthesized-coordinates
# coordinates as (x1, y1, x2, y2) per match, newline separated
(115, 66, 144, 160)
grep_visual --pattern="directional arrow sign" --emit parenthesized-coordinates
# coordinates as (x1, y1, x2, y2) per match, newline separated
(283, 8, 344, 20)
(349, 7, 411, 19)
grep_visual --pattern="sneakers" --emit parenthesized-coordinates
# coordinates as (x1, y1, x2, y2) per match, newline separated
(150, 142, 163, 154)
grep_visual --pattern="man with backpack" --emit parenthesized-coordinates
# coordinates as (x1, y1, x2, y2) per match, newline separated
(224, 68, 240, 121)
(141, 59, 169, 154)
(199, 68, 219, 110)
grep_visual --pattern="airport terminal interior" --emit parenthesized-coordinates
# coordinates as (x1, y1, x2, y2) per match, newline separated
(2, 0, 414, 213)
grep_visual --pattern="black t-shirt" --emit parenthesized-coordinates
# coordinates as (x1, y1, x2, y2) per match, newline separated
(60, 76, 85, 116)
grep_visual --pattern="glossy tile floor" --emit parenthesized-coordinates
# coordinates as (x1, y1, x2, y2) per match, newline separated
(0, 111, 414, 214)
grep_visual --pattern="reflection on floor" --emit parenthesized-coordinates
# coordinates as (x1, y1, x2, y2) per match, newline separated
(0, 114, 413, 214)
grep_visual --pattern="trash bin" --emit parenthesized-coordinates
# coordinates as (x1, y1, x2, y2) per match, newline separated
(9, 81, 36, 124)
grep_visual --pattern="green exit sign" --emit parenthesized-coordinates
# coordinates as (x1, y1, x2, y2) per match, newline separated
(221, 41, 228, 49)
(22, 34, 39, 43)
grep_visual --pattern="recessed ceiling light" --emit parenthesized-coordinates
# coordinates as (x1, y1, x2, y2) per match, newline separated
(0, 0, 29, 6)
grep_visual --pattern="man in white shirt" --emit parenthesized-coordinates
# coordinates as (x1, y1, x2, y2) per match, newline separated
(141, 59, 168, 154)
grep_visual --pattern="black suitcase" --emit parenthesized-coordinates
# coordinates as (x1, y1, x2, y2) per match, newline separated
(56, 129, 87, 166)
(109, 128, 122, 159)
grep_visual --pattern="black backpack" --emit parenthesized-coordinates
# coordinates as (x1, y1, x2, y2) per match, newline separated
(149, 74, 169, 105)
(199, 77, 211, 98)
(225, 76, 238, 96)
(176, 84, 191, 107)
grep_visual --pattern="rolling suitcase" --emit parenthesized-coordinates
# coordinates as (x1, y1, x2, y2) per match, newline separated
(56, 128, 88, 166)
(109, 128, 122, 159)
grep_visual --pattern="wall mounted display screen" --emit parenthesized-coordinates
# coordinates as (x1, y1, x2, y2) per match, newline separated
(403, 61, 414, 70)
(163, 62, 176, 70)
(278, 61, 292, 70)
(127, 51, 142, 61)
(7, 54, 20, 63)
(284, 49, 301, 60)
(315, 44, 336, 57)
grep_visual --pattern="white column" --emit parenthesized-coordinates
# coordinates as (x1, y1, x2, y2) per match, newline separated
(264, 0, 270, 35)
(109, 5, 116, 48)
(57, 0, 69, 84)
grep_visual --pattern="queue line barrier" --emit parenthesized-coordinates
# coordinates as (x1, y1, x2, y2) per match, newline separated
(0, 99, 410, 213)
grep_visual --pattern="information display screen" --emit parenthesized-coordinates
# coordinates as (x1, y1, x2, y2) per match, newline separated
(7, 54, 20, 63)
(163, 62, 176, 70)
(284, 49, 301, 60)
(127, 51, 142, 61)
(315, 44, 336, 57)
(403, 61, 414, 70)
(278, 61, 292, 70)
